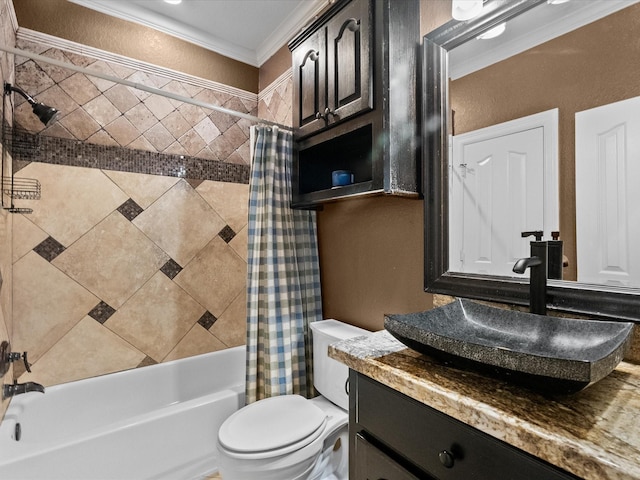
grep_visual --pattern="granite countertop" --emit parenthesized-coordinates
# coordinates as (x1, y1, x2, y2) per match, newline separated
(329, 330, 640, 480)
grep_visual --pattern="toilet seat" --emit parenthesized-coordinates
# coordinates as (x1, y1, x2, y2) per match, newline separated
(218, 395, 327, 460)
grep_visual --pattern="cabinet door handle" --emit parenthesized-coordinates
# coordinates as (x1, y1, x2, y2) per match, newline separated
(315, 108, 335, 121)
(304, 49, 319, 63)
(342, 17, 360, 33)
(439, 450, 455, 468)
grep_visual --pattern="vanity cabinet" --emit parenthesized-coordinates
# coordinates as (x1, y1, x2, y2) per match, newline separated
(288, 0, 420, 208)
(349, 372, 580, 480)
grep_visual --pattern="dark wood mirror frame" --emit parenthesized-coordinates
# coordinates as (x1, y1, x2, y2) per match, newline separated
(422, 0, 640, 322)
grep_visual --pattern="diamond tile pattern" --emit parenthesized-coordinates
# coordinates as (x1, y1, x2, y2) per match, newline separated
(13, 251, 100, 363)
(160, 258, 183, 280)
(52, 211, 170, 309)
(33, 236, 66, 262)
(105, 272, 206, 361)
(133, 180, 226, 267)
(88, 301, 117, 324)
(198, 311, 217, 330)
(14, 162, 130, 247)
(12, 162, 251, 386)
(117, 198, 144, 221)
(7, 33, 288, 387)
(14, 38, 260, 165)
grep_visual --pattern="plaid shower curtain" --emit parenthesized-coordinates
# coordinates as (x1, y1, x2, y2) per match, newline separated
(245, 125, 323, 404)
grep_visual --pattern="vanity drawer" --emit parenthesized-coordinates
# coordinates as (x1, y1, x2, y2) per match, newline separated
(354, 433, 423, 480)
(353, 373, 578, 480)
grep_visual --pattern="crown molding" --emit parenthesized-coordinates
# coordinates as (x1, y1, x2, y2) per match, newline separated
(17, 28, 258, 102)
(69, 0, 326, 67)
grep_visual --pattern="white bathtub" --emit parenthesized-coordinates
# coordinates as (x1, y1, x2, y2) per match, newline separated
(0, 346, 246, 480)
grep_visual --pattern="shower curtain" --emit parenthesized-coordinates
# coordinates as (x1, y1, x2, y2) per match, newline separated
(245, 125, 323, 404)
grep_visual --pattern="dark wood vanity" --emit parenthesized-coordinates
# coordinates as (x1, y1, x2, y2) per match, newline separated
(330, 331, 640, 480)
(351, 372, 579, 479)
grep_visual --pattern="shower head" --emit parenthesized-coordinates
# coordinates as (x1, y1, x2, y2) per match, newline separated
(4, 82, 60, 126)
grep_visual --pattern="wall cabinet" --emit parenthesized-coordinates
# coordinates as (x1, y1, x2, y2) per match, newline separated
(349, 372, 581, 480)
(288, 0, 420, 208)
(292, 0, 372, 138)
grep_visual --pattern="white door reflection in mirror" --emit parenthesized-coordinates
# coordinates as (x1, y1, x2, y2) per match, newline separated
(576, 96, 640, 287)
(449, 109, 559, 276)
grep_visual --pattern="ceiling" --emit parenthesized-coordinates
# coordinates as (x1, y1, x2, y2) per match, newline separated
(68, 0, 329, 67)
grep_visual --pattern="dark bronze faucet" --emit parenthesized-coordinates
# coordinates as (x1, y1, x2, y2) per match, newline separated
(1, 341, 44, 398)
(513, 231, 547, 315)
(3, 380, 45, 398)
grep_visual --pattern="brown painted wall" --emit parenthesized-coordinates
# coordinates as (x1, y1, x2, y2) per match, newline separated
(259, 44, 291, 91)
(318, 197, 430, 331)
(12, 0, 259, 93)
(450, 3, 640, 281)
(317, 0, 452, 331)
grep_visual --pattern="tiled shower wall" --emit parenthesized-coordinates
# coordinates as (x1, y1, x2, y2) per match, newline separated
(9, 29, 292, 387)
(0, 0, 16, 419)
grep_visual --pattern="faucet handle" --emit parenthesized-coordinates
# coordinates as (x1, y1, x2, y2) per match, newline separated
(21, 352, 31, 373)
(7, 352, 31, 372)
(521, 230, 543, 241)
(1, 342, 32, 375)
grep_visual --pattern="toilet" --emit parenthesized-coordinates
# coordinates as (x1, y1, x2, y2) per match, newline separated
(216, 319, 369, 480)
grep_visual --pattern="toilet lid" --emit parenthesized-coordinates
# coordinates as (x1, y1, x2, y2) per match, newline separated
(218, 395, 327, 455)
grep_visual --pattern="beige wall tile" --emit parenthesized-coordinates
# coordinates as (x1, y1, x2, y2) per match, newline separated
(18, 316, 145, 387)
(12, 214, 48, 263)
(133, 180, 226, 266)
(229, 225, 248, 262)
(52, 212, 169, 309)
(58, 106, 101, 140)
(124, 102, 156, 132)
(144, 93, 175, 120)
(13, 251, 99, 361)
(163, 324, 228, 363)
(104, 115, 140, 146)
(105, 272, 205, 361)
(83, 95, 121, 126)
(210, 290, 247, 348)
(58, 72, 101, 105)
(104, 170, 179, 209)
(14, 163, 129, 247)
(6, 30, 265, 388)
(174, 237, 246, 317)
(103, 83, 140, 112)
(196, 180, 249, 233)
(143, 122, 174, 150)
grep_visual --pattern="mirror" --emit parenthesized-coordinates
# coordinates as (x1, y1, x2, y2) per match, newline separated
(423, 0, 640, 321)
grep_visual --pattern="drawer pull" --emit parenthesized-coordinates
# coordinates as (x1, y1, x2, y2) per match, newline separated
(439, 450, 455, 468)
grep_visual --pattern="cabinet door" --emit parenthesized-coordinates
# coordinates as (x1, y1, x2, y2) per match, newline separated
(326, 0, 373, 125)
(292, 28, 326, 137)
(354, 433, 424, 480)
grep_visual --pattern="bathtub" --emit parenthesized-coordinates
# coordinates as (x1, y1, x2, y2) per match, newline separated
(0, 346, 246, 479)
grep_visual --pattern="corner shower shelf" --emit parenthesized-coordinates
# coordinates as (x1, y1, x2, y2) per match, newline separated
(3, 177, 41, 200)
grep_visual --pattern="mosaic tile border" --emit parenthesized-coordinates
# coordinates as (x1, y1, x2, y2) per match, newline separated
(11, 129, 250, 184)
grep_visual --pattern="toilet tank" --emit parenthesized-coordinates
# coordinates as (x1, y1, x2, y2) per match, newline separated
(310, 319, 370, 410)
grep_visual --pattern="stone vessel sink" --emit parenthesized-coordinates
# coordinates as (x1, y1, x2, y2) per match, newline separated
(384, 298, 634, 394)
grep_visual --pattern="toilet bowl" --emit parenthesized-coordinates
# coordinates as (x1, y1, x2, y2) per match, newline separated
(217, 319, 369, 480)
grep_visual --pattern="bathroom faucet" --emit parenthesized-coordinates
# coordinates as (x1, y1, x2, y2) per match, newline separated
(513, 231, 547, 315)
(2, 380, 45, 399)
